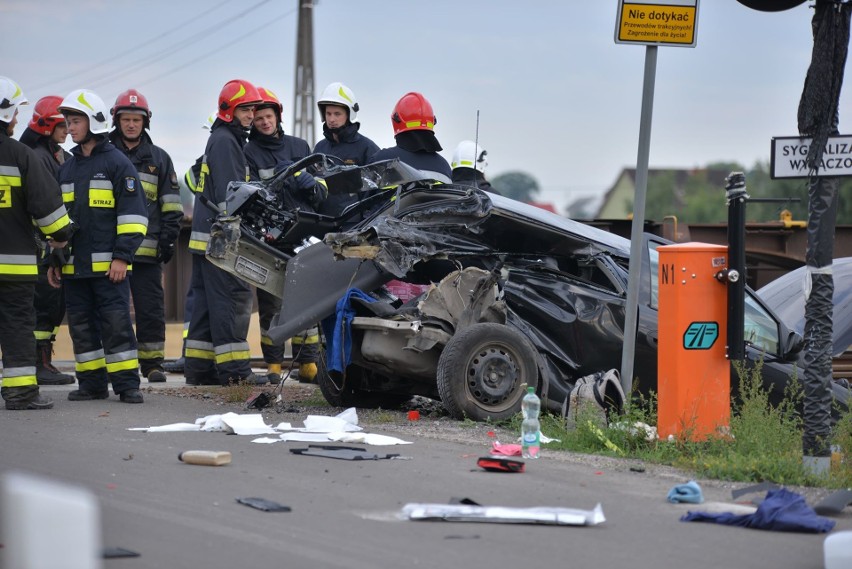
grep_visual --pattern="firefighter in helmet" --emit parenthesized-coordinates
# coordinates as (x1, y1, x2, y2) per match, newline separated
(0, 77, 74, 410)
(370, 92, 452, 182)
(109, 88, 183, 383)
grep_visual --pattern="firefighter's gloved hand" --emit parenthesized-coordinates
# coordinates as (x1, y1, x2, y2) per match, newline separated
(294, 172, 326, 209)
(48, 245, 70, 268)
(157, 241, 175, 264)
(294, 171, 316, 192)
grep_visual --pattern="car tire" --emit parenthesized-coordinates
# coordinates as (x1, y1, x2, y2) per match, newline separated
(436, 322, 538, 421)
(316, 354, 410, 410)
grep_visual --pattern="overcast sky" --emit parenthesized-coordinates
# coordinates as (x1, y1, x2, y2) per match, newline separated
(4, 1, 846, 210)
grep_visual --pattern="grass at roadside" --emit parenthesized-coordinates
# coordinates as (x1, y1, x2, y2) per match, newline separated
(502, 362, 851, 489)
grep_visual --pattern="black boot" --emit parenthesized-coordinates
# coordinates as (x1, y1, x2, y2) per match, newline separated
(36, 340, 75, 385)
(163, 357, 185, 373)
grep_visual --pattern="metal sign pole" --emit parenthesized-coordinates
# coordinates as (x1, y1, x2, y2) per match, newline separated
(620, 45, 657, 399)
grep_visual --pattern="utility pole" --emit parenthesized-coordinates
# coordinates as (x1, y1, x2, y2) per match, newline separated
(293, 0, 315, 146)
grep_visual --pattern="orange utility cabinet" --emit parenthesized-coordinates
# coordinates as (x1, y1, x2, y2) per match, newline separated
(657, 243, 730, 441)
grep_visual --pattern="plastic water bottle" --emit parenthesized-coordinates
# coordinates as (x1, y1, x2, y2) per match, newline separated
(521, 386, 541, 459)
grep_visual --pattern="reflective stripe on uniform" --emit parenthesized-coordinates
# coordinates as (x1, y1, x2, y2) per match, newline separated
(185, 170, 198, 192)
(138, 172, 159, 202)
(185, 339, 215, 360)
(0, 165, 22, 187)
(75, 348, 107, 372)
(135, 237, 158, 257)
(161, 193, 183, 213)
(214, 341, 251, 364)
(138, 341, 165, 360)
(292, 325, 320, 346)
(0, 253, 38, 276)
(63, 252, 114, 274)
(92, 252, 113, 272)
(197, 161, 209, 193)
(117, 214, 147, 235)
(258, 168, 276, 180)
(61, 183, 75, 203)
(189, 230, 210, 252)
(105, 349, 139, 373)
(35, 205, 72, 236)
(1, 366, 37, 387)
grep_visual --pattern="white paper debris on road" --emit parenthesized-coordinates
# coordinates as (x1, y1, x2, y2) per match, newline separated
(131, 408, 410, 445)
(220, 413, 277, 435)
(197, 414, 229, 432)
(250, 437, 281, 444)
(401, 503, 605, 526)
(127, 423, 201, 433)
(328, 432, 413, 446)
(277, 432, 339, 442)
(301, 414, 362, 433)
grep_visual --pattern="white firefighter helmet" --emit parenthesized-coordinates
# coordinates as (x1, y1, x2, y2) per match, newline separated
(317, 82, 359, 122)
(58, 89, 110, 134)
(0, 76, 29, 124)
(203, 111, 217, 130)
(451, 140, 488, 173)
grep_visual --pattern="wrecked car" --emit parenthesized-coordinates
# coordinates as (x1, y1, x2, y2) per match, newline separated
(205, 155, 850, 421)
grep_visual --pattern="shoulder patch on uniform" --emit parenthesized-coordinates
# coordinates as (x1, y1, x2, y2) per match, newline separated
(125, 177, 136, 191)
(169, 172, 177, 184)
(148, 165, 157, 174)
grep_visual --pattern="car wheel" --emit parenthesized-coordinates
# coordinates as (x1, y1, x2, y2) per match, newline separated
(436, 323, 538, 421)
(316, 356, 410, 410)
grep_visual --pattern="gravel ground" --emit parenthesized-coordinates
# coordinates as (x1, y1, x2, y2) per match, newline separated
(139, 380, 842, 505)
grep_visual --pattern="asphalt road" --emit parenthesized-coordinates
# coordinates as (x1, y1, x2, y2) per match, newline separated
(1, 377, 849, 569)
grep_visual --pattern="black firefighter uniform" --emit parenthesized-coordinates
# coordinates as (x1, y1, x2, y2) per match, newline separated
(57, 137, 148, 396)
(111, 131, 183, 376)
(0, 130, 74, 404)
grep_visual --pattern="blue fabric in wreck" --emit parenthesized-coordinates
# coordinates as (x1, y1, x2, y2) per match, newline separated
(667, 480, 704, 504)
(681, 488, 836, 533)
(322, 288, 377, 373)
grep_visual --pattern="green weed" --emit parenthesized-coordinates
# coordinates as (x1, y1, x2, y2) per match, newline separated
(526, 361, 851, 488)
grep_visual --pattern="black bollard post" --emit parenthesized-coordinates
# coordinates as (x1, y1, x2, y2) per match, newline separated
(724, 173, 747, 362)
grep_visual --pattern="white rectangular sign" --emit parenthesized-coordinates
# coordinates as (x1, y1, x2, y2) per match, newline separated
(771, 135, 852, 179)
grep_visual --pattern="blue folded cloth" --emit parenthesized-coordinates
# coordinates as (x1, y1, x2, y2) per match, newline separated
(321, 288, 376, 373)
(681, 488, 835, 533)
(667, 480, 704, 504)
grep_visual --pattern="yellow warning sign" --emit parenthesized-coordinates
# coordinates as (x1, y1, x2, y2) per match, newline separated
(615, 1, 699, 47)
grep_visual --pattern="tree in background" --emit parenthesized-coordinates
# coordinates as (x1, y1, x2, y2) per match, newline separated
(490, 171, 540, 202)
(641, 162, 851, 225)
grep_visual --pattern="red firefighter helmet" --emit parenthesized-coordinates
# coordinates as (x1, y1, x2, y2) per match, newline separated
(110, 88, 152, 128)
(256, 86, 283, 123)
(217, 79, 262, 122)
(28, 95, 65, 135)
(391, 92, 436, 136)
(257, 87, 283, 113)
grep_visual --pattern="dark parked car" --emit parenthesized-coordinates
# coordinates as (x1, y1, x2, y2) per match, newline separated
(757, 257, 852, 366)
(206, 156, 850, 420)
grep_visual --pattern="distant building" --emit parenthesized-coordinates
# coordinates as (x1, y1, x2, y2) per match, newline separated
(595, 167, 729, 219)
